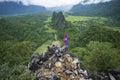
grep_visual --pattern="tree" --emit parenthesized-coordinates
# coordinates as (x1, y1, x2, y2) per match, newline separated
(83, 41, 120, 73)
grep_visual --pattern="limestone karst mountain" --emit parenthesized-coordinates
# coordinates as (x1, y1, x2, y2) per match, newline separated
(52, 12, 66, 27)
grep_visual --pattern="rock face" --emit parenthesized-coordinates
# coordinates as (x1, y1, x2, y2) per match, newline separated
(28, 45, 89, 80)
(52, 12, 66, 27)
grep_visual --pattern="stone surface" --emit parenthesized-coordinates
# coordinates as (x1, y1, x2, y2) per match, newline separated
(55, 61, 62, 68)
(28, 45, 113, 80)
(28, 45, 120, 80)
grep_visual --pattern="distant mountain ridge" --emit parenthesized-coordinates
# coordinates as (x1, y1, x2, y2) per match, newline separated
(70, 0, 120, 19)
(47, 5, 73, 11)
(0, 1, 46, 15)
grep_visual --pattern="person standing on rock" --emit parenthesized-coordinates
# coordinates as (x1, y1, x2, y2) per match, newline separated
(64, 32, 68, 47)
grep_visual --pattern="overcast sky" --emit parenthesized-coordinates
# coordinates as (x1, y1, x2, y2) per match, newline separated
(0, 0, 112, 7)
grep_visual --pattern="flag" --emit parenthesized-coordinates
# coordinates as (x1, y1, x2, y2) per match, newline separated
(64, 33, 68, 46)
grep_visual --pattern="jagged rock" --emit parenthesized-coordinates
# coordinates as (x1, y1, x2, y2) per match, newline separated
(89, 73, 111, 80)
(58, 58, 64, 62)
(109, 68, 120, 80)
(87, 68, 120, 80)
(109, 73, 116, 80)
(28, 45, 89, 80)
(49, 54, 58, 64)
(65, 70, 73, 75)
(28, 52, 41, 72)
(74, 70, 78, 75)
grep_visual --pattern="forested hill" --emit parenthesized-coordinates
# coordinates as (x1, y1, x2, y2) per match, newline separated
(0, 1, 46, 15)
(70, 0, 120, 19)
(0, 11, 120, 79)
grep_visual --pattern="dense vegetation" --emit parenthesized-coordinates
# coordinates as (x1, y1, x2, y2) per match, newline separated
(50, 12, 120, 73)
(66, 16, 120, 73)
(0, 12, 54, 79)
(0, 7, 120, 80)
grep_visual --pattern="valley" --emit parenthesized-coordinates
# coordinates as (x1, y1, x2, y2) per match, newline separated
(0, 1, 120, 79)
(0, 13, 120, 80)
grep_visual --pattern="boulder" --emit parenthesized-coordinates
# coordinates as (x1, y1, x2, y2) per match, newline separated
(55, 61, 62, 68)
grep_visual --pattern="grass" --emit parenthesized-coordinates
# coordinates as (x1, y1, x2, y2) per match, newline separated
(34, 40, 62, 54)
(66, 16, 115, 31)
(44, 17, 51, 23)
(34, 40, 52, 54)
(34, 18, 57, 54)
(44, 24, 56, 33)
(66, 16, 95, 22)
(103, 26, 120, 32)
(44, 18, 56, 33)
(66, 16, 108, 23)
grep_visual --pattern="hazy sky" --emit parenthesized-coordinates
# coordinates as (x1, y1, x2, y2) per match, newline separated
(0, 0, 112, 7)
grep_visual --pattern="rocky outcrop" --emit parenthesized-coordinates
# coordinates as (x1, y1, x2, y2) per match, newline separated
(28, 45, 89, 80)
(27, 45, 120, 80)
(52, 12, 66, 27)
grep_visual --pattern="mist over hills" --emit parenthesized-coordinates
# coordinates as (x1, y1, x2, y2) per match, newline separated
(0, 0, 118, 16)
(80, 0, 112, 5)
(70, 0, 120, 19)
(47, 5, 73, 12)
(0, 1, 46, 15)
